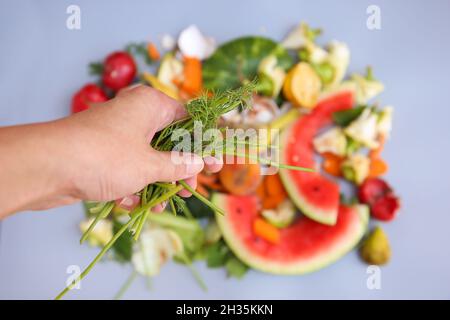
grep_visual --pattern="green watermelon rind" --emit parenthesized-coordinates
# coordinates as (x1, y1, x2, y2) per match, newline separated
(278, 121, 339, 225)
(214, 193, 369, 275)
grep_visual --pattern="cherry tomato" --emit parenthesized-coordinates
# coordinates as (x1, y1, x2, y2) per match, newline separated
(102, 51, 136, 90)
(358, 178, 401, 222)
(371, 194, 400, 221)
(358, 178, 391, 205)
(71, 84, 107, 113)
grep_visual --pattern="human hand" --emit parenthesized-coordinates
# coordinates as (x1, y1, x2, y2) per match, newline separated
(0, 85, 222, 217)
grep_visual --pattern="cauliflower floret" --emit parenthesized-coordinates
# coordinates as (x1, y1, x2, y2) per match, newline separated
(79, 218, 113, 247)
(258, 55, 286, 97)
(132, 228, 183, 276)
(281, 22, 312, 49)
(178, 25, 216, 60)
(351, 73, 384, 104)
(344, 108, 380, 149)
(377, 106, 393, 138)
(313, 127, 347, 156)
(342, 154, 370, 185)
(327, 41, 350, 87)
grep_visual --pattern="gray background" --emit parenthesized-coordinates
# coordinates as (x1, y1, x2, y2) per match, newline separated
(0, 0, 449, 299)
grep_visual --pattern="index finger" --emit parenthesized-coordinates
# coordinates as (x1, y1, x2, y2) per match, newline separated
(121, 84, 188, 134)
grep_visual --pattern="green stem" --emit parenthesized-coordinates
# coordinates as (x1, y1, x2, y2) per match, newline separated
(56, 185, 184, 300)
(113, 270, 138, 300)
(225, 150, 315, 172)
(80, 201, 114, 244)
(133, 209, 149, 241)
(169, 198, 177, 216)
(179, 253, 207, 292)
(56, 212, 141, 300)
(178, 180, 225, 215)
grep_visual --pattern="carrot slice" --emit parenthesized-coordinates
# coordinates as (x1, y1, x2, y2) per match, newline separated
(322, 152, 343, 177)
(369, 158, 388, 178)
(147, 43, 160, 61)
(265, 174, 287, 197)
(253, 218, 280, 244)
(196, 184, 210, 198)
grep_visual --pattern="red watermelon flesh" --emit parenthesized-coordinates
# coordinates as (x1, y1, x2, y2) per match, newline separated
(214, 193, 368, 274)
(280, 91, 354, 225)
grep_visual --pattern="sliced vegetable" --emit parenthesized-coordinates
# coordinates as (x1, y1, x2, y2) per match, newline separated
(157, 53, 183, 91)
(285, 62, 322, 108)
(219, 161, 262, 196)
(344, 108, 380, 149)
(322, 152, 344, 177)
(261, 199, 296, 228)
(369, 158, 388, 178)
(326, 41, 350, 87)
(253, 218, 280, 244)
(180, 56, 203, 97)
(147, 42, 160, 61)
(257, 55, 286, 97)
(313, 127, 347, 156)
(281, 22, 322, 49)
(342, 154, 370, 185)
(142, 72, 179, 100)
(377, 106, 393, 138)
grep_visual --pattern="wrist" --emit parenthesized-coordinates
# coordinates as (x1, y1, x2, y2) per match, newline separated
(0, 121, 78, 217)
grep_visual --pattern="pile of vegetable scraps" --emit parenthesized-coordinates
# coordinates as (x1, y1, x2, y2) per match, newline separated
(63, 23, 400, 299)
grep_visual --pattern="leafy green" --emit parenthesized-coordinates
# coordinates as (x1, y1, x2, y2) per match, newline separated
(203, 36, 293, 91)
(126, 42, 154, 65)
(333, 106, 366, 127)
(225, 256, 249, 279)
(185, 196, 215, 219)
(111, 220, 133, 262)
(89, 62, 104, 76)
(206, 241, 230, 268)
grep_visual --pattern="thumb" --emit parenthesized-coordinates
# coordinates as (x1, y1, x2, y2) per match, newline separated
(146, 150, 204, 183)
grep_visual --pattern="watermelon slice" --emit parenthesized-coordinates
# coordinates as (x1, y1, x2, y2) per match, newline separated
(214, 193, 368, 274)
(279, 90, 354, 225)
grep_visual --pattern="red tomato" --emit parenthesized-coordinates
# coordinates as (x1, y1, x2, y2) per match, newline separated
(358, 178, 401, 222)
(371, 194, 400, 221)
(102, 51, 136, 90)
(71, 84, 107, 113)
(358, 178, 391, 205)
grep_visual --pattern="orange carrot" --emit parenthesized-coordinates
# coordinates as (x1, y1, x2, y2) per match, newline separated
(181, 56, 203, 96)
(265, 174, 287, 197)
(197, 173, 217, 185)
(196, 184, 210, 198)
(369, 135, 386, 159)
(369, 158, 388, 178)
(147, 43, 160, 61)
(322, 152, 343, 177)
(253, 218, 280, 244)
